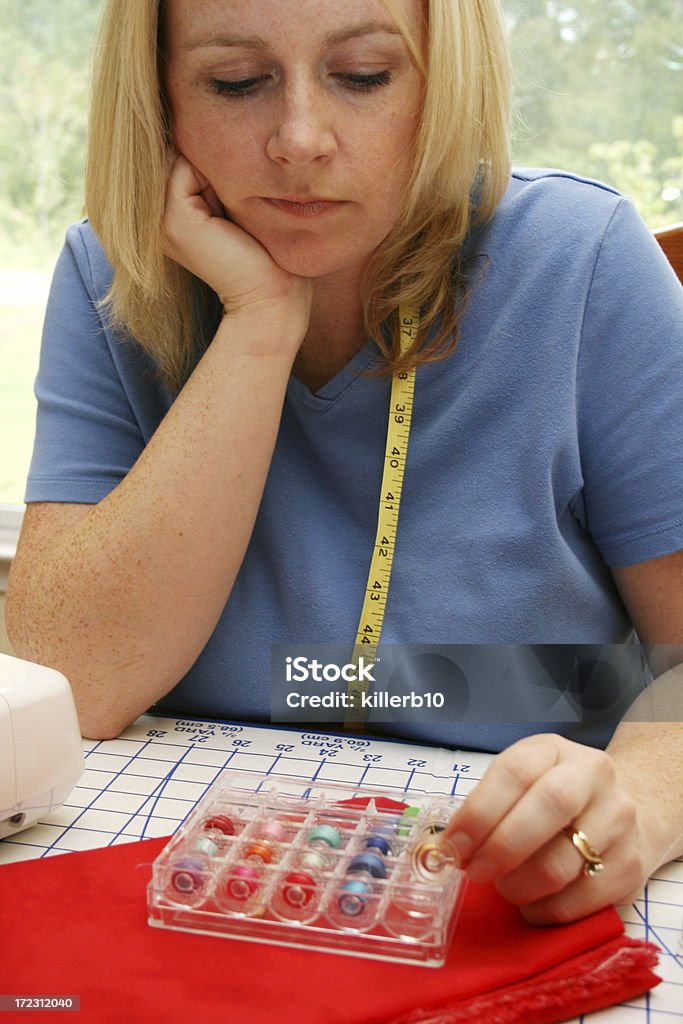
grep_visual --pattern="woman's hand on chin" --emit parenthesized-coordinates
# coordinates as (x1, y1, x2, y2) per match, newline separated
(162, 153, 312, 338)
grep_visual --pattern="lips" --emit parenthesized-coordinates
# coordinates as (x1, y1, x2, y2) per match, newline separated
(265, 196, 345, 217)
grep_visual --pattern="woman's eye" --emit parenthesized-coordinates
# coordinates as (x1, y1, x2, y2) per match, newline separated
(208, 68, 393, 98)
(337, 70, 393, 91)
(209, 76, 269, 98)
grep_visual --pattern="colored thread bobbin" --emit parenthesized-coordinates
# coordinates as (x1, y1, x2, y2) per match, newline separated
(299, 848, 329, 873)
(411, 827, 457, 883)
(338, 878, 370, 917)
(303, 824, 342, 869)
(347, 852, 388, 880)
(169, 855, 206, 896)
(337, 851, 388, 918)
(243, 839, 277, 864)
(280, 870, 317, 909)
(307, 824, 343, 849)
(222, 864, 260, 902)
(202, 814, 237, 836)
(260, 819, 288, 843)
(168, 828, 220, 897)
(241, 817, 289, 864)
(364, 831, 393, 857)
(192, 835, 220, 858)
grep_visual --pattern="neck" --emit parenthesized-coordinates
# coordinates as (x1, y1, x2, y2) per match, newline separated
(293, 273, 367, 392)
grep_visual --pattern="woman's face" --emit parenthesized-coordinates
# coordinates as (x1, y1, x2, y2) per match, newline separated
(163, 0, 424, 283)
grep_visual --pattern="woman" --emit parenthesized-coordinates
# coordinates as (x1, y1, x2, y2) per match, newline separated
(6, 0, 683, 925)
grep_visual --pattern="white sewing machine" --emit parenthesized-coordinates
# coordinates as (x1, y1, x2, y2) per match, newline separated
(0, 652, 84, 839)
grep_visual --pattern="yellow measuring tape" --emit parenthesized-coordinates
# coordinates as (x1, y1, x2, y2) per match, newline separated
(344, 303, 419, 729)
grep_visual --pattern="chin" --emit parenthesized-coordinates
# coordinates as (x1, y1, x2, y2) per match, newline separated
(244, 224, 362, 280)
(265, 240, 369, 281)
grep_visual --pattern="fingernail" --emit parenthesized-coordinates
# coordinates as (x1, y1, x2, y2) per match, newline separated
(446, 830, 474, 868)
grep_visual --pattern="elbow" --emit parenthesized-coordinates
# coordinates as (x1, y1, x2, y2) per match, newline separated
(71, 683, 142, 742)
(78, 717, 129, 742)
(5, 614, 135, 743)
(6, 578, 167, 740)
(7, 584, 134, 738)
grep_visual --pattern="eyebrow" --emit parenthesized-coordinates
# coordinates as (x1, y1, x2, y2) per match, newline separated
(183, 20, 402, 52)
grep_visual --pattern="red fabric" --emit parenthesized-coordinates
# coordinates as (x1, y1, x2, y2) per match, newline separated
(0, 837, 659, 1024)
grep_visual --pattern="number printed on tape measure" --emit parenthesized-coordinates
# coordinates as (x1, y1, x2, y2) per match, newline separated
(346, 302, 419, 727)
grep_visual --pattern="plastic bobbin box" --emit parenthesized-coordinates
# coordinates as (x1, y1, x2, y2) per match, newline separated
(147, 771, 467, 966)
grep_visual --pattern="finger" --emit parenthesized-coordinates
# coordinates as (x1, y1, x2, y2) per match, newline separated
(495, 832, 587, 905)
(462, 758, 597, 883)
(443, 734, 568, 865)
(495, 821, 607, 905)
(519, 841, 646, 925)
(199, 181, 226, 219)
(165, 155, 226, 224)
(163, 157, 216, 261)
(521, 874, 609, 925)
(166, 153, 199, 195)
(497, 788, 641, 907)
(168, 155, 217, 209)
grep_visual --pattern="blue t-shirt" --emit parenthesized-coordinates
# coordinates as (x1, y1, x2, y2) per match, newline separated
(26, 170, 683, 751)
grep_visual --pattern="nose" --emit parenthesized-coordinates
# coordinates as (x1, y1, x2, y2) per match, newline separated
(266, 83, 337, 166)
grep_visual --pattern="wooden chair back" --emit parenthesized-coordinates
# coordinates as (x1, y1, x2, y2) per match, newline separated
(654, 221, 683, 282)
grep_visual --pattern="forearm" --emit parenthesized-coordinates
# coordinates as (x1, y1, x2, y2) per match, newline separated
(7, 309, 299, 737)
(607, 663, 683, 867)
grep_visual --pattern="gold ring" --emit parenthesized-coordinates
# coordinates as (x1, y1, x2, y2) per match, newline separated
(563, 827, 605, 878)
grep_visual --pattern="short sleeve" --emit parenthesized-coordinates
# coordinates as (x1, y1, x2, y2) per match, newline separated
(576, 198, 683, 566)
(25, 223, 170, 504)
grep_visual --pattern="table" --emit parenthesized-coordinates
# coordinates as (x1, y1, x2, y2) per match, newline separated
(1, 713, 681, 1021)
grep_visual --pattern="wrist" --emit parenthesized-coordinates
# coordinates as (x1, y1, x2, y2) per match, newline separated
(609, 725, 683, 868)
(216, 299, 307, 361)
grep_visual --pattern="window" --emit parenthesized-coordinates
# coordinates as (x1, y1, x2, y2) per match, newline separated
(0, 0, 681, 529)
(507, 0, 683, 225)
(0, 0, 99, 512)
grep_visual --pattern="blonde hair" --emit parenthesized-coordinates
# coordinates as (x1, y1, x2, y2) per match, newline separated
(86, 0, 511, 390)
